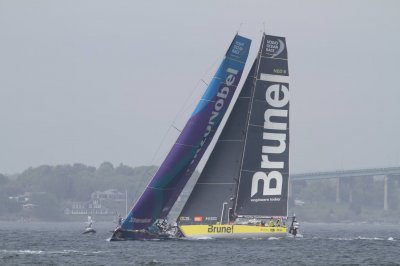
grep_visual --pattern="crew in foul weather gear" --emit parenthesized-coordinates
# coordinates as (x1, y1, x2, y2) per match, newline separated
(118, 215, 122, 226)
(276, 218, 281, 227)
(289, 215, 299, 236)
(268, 218, 274, 227)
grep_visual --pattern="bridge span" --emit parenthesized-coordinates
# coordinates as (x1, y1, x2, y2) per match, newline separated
(289, 166, 400, 211)
(290, 166, 400, 181)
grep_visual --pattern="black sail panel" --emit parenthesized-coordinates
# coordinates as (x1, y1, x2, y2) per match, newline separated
(178, 62, 257, 224)
(235, 34, 289, 217)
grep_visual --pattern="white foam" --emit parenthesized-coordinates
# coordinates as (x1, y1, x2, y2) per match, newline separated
(181, 236, 214, 241)
(0, 249, 104, 255)
(192, 236, 214, 240)
(0, 249, 44, 255)
(357, 236, 384, 241)
(328, 237, 353, 241)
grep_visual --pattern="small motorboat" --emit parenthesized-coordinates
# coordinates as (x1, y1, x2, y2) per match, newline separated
(82, 216, 96, 234)
(83, 226, 96, 234)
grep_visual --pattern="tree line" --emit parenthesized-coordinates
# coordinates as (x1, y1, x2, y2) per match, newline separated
(0, 162, 157, 220)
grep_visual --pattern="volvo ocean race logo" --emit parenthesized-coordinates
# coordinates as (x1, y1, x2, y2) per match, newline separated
(251, 83, 289, 199)
(265, 39, 285, 58)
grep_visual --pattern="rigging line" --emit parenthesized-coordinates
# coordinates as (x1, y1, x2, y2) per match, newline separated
(149, 125, 172, 165)
(175, 33, 244, 121)
(147, 54, 224, 167)
(171, 125, 182, 133)
(201, 79, 209, 87)
(170, 54, 224, 127)
(236, 22, 243, 34)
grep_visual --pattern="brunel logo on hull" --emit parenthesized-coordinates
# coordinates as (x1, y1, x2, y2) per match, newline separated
(251, 81, 289, 198)
(207, 225, 233, 234)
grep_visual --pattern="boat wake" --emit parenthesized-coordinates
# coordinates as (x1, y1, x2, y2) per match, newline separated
(286, 233, 303, 239)
(0, 249, 106, 255)
(0, 250, 44, 255)
(188, 236, 214, 240)
(356, 236, 385, 241)
(326, 236, 394, 241)
(327, 237, 353, 241)
(268, 237, 281, 240)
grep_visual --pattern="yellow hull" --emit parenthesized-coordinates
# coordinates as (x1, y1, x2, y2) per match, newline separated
(179, 224, 287, 239)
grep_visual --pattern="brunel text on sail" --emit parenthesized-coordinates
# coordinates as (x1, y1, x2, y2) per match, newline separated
(251, 82, 289, 197)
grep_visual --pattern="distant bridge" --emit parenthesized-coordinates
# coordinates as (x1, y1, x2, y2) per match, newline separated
(288, 166, 400, 211)
(290, 166, 400, 180)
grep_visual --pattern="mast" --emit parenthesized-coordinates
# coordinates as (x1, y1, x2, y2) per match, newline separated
(125, 189, 128, 216)
(121, 35, 251, 231)
(232, 35, 265, 214)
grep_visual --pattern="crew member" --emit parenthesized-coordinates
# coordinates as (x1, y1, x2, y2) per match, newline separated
(276, 218, 281, 227)
(268, 217, 274, 227)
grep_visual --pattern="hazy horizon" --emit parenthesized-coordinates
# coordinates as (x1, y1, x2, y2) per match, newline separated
(1, 0, 400, 174)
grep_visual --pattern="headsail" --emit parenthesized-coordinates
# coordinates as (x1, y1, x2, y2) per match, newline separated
(235, 34, 289, 217)
(122, 35, 251, 230)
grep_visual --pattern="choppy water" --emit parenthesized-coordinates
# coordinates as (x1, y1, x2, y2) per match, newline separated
(0, 221, 399, 265)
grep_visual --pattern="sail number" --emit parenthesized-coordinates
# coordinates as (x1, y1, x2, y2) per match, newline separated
(273, 68, 287, 74)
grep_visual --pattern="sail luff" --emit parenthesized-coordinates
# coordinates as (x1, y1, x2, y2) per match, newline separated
(121, 35, 251, 230)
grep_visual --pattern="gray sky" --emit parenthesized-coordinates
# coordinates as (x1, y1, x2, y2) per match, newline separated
(1, 0, 399, 174)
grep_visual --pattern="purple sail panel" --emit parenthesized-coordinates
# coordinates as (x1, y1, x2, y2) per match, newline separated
(121, 35, 251, 230)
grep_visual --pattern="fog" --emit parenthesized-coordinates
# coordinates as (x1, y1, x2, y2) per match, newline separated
(1, 0, 399, 174)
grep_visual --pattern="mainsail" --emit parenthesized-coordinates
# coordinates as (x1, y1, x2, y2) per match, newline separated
(178, 34, 289, 223)
(235, 34, 289, 217)
(178, 61, 257, 224)
(121, 35, 251, 230)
